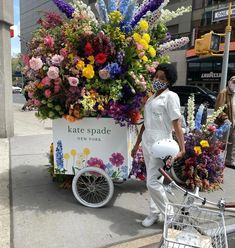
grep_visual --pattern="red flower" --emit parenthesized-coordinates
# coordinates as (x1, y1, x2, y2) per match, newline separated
(95, 53, 107, 64)
(85, 42, 93, 55)
(129, 111, 141, 124)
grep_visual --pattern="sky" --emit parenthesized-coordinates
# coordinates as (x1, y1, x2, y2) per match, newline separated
(11, 0, 21, 56)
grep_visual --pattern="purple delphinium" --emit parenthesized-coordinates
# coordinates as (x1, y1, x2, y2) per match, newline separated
(52, 0, 75, 19)
(131, 0, 164, 28)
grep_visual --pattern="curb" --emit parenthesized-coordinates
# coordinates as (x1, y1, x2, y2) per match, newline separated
(0, 138, 11, 248)
(103, 233, 162, 248)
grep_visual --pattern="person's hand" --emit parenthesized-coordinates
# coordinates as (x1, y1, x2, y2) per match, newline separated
(131, 144, 139, 158)
(174, 150, 185, 161)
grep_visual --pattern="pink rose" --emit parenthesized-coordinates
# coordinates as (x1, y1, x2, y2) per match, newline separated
(99, 69, 110, 80)
(136, 43, 144, 50)
(54, 84, 61, 93)
(44, 35, 54, 48)
(22, 54, 30, 66)
(68, 77, 79, 87)
(41, 76, 51, 86)
(54, 77, 62, 85)
(28, 91, 34, 99)
(44, 89, 52, 98)
(47, 66, 59, 79)
(33, 99, 41, 107)
(29, 57, 43, 71)
(60, 48, 68, 57)
(51, 54, 64, 66)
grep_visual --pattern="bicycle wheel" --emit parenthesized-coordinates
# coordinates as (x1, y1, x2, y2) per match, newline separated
(72, 166, 114, 208)
(170, 160, 186, 185)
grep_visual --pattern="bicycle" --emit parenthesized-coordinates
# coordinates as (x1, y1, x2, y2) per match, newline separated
(157, 166, 235, 248)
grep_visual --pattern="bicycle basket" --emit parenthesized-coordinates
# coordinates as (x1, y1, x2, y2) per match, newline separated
(162, 203, 228, 248)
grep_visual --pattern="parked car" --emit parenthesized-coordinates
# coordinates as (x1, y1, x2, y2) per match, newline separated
(12, 86, 22, 94)
(170, 85, 217, 108)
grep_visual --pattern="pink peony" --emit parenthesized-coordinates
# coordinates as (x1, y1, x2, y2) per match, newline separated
(68, 77, 79, 87)
(47, 66, 59, 79)
(44, 35, 54, 48)
(33, 99, 41, 106)
(54, 84, 61, 93)
(29, 57, 43, 71)
(44, 89, 52, 98)
(51, 54, 64, 66)
(28, 91, 34, 99)
(22, 54, 30, 66)
(41, 76, 51, 86)
(60, 48, 68, 57)
(99, 69, 110, 80)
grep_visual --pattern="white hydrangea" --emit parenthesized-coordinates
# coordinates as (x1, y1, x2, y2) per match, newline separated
(159, 6, 192, 23)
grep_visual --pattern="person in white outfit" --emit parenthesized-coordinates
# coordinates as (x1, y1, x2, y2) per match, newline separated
(131, 63, 185, 227)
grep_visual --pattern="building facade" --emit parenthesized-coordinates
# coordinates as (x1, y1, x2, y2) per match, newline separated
(186, 0, 235, 92)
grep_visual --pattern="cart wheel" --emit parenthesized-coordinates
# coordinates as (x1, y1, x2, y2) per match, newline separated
(170, 160, 186, 185)
(72, 166, 114, 208)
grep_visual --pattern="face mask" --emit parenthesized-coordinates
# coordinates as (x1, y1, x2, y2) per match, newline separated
(152, 80, 168, 92)
(228, 81, 235, 92)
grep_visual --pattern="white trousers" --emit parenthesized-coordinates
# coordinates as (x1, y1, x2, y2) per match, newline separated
(142, 143, 171, 216)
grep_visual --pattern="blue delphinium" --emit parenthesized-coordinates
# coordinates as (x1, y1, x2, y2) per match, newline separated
(56, 140, 64, 171)
(216, 121, 231, 138)
(119, 0, 131, 16)
(195, 104, 205, 130)
(96, 0, 109, 23)
(106, 63, 122, 78)
(108, 0, 116, 13)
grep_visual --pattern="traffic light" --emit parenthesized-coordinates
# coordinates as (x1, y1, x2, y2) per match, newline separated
(195, 31, 221, 55)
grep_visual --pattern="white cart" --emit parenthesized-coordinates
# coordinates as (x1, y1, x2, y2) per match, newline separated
(53, 118, 137, 208)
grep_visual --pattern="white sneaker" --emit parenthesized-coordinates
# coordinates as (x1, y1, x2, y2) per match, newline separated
(141, 213, 162, 227)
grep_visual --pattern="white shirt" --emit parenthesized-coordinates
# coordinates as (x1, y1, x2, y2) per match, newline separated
(142, 89, 181, 151)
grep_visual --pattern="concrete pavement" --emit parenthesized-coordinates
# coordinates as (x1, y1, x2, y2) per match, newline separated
(0, 102, 235, 248)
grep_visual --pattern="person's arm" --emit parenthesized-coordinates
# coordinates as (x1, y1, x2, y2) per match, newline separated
(131, 124, 145, 158)
(172, 118, 185, 160)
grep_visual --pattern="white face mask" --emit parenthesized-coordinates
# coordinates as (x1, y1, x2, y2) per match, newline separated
(229, 81, 235, 92)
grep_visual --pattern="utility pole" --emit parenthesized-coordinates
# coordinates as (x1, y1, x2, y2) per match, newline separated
(0, 0, 14, 137)
(220, 0, 232, 91)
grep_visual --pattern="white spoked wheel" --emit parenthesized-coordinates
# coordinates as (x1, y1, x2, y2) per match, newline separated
(72, 166, 114, 208)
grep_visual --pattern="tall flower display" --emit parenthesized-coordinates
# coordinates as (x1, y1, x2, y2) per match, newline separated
(177, 95, 230, 191)
(22, 0, 189, 126)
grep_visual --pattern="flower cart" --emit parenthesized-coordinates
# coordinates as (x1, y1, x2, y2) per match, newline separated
(53, 117, 137, 207)
(21, 0, 192, 206)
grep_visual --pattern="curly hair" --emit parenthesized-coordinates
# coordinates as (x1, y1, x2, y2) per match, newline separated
(156, 63, 178, 86)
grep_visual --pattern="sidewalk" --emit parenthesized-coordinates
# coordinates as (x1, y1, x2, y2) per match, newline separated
(0, 103, 235, 248)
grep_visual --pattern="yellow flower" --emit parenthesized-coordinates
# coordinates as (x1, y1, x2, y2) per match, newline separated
(64, 153, 70, 160)
(139, 20, 149, 31)
(109, 11, 123, 22)
(88, 56, 95, 65)
(142, 33, 150, 43)
(70, 149, 77, 157)
(76, 60, 85, 70)
(194, 146, 202, 155)
(139, 39, 149, 50)
(83, 148, 90, 156)
(68, 53, 74, 62)
(82, 64, 95, 79)
(132, 33, 141, 42)
(148, 46, 156, 57)
(98, 104, 104, 111)
(141, 55, 148, 63)
(200, 140, 209, 148)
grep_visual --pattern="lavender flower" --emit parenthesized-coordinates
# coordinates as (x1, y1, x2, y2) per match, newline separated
(52, 0, 75, 19)
(56, 140, 64, 170)
(131, 0, 164, 28)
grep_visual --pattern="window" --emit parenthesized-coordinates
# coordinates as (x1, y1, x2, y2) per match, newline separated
(167, 25, 179, 35)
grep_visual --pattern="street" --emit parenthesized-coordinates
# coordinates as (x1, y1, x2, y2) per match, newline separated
(13, 93, 25, 105)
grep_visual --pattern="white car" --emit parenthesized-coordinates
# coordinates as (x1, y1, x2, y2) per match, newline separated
(12, 86, 22, 94)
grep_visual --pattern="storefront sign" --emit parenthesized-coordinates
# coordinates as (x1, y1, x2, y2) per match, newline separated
(53, 118, 135, 178)
(201, 72, 221, 80)
(212, 6, 235, 22)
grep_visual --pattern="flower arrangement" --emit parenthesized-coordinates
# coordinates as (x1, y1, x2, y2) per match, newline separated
(22, 0, 189, 126)
(178, 95, 230, 191)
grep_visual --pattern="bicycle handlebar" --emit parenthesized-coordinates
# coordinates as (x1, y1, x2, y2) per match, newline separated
(159, 168, 173, 183)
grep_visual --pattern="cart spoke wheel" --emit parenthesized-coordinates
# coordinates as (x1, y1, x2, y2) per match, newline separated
(72, 167, 114, 208)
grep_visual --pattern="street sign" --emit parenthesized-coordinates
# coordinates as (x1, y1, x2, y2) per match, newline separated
(212, 5, 235, 22)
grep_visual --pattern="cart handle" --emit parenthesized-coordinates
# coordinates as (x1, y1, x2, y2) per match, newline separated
(159, 168, 173, 183)
(224, 202, 235, 208)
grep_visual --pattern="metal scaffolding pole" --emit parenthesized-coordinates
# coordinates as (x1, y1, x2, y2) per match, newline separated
(0, 0, 14, 137)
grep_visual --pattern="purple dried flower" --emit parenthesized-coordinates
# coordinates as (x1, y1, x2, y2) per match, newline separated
(109, 153, 124, 167)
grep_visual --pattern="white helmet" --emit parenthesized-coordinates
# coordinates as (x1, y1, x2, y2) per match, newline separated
(151, 139, 179, 159)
